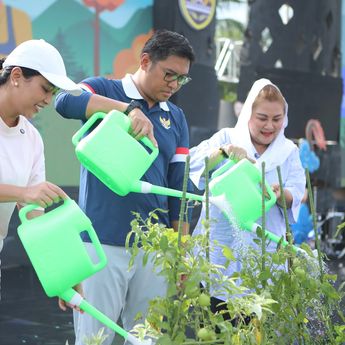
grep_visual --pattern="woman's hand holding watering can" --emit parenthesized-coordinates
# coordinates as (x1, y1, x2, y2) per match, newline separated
(220, 144, 256, 163)
(271, 184, 281, 200)
(21, 182, 68, 208)
(207, 144, 256, 174)
(271, 183, 293, 208)
(127, 108, 158, 147)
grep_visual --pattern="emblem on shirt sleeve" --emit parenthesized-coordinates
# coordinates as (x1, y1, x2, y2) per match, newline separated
(160, 116, 171, 129)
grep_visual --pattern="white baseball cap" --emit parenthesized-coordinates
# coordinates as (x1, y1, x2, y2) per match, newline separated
(3, 39, 82, 96)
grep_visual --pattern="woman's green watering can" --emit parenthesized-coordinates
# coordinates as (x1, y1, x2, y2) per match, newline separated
(72, 110, 159, 196)
(17, 199, 151, 345)
(209, 159, 304, 253)
(209, 159, 277, 230)
(17, 198, 107, 297)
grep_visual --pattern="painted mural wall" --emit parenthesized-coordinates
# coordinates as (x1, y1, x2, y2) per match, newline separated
(0, 0, 153, 186)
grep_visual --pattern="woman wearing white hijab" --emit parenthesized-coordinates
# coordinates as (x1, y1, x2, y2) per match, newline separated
(189, 78, 306, 316)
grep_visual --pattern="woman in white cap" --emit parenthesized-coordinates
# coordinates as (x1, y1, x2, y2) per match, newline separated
(189, 78, 306, 323)
(0, 39, 82, 296)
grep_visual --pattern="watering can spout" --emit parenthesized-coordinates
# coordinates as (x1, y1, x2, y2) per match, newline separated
(60, 289, 152, 345)
(249, 223, 319, 268)
(249, 222, 302, 253)
(243, 223, 319, 273)
(131, 180, 204, 202)
(60, 288, 127, 338)
(60, 287, 83, 307)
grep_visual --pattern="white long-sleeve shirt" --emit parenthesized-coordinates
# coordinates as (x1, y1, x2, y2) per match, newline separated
(189, 128, 306, 299)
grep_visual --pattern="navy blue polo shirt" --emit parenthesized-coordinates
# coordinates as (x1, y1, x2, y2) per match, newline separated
(55, 75, 192, 246)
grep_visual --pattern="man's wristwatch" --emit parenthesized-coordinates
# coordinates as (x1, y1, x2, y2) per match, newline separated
(124, 100, 143, 115)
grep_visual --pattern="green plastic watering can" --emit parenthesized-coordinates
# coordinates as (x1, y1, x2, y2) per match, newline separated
(72, 110, 301, 252)
(18, 199, 151, 345)
(17, 198, 107, 297)
(208, 159, 303, 251)
(209, 158, 276, 229)
(72, 110, 159, 196)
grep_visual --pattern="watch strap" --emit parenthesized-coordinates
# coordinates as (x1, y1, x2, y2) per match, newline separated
(124, 100, 143, 115)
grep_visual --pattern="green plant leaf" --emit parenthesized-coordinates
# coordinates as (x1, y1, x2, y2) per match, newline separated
(222, 245, 235, 261)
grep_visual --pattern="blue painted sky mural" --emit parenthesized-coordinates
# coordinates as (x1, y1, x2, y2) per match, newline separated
(3, 0, 152, 28)
(0, 0, 153, 185)
(1, 0, 153, 77)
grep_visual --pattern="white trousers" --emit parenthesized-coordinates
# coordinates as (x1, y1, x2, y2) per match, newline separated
(74, 243, 166, 345)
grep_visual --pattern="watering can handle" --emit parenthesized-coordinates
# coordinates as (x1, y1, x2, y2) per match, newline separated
(72, 112, 106, 146)
(255, 173, 276, 203)
(18, 198, 73, 224)
(140, 136, 158, 156)
(263, 182, 276, 203)
(211, 159, 236, 179)
(111, 110, 158, 154)
(246, 164, 276, 204)
(18, 204, 41, 223)
(84, 226, 108, 271)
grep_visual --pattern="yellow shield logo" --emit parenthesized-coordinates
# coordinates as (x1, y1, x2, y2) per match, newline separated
(178, 0, 216, 31)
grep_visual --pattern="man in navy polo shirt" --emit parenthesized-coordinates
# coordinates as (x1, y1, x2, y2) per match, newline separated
(55, 30, 195, 345)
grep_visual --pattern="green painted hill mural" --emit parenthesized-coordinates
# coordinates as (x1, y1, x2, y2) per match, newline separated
(32, 0, 152, 79)
(30, 0, 153, 186)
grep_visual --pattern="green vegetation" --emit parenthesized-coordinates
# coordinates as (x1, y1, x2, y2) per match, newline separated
(124, 162, 345, 344)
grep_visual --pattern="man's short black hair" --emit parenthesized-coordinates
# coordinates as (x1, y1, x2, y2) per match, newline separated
(142, 30, 195, 64)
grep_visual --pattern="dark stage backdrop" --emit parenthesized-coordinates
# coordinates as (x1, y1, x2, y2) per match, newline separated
(153, 0, 219, 133)
(238, 0, 343, 188)
(238, 67, 343, 141)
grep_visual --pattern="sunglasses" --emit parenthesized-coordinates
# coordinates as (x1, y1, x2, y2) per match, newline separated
(163, 71, 192, 86)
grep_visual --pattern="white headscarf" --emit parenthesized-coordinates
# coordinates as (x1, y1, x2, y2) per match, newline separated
(229, 78, 296, 172)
